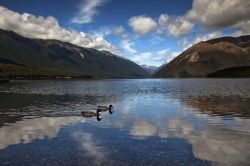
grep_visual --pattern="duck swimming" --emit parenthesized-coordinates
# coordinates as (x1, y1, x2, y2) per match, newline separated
(97, 108, 115, 114)
(98, 105, 113, 111)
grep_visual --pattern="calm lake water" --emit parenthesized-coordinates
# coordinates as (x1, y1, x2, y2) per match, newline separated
(0, 79, 250, 166)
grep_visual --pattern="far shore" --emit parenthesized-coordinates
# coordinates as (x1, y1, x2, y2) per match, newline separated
(1, 76, 250, 83)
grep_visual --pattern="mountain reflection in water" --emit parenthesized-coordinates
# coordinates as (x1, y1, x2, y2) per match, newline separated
(0, 79, 250, 166)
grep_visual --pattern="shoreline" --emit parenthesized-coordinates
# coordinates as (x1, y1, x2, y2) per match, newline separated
(1, 77, 250, 82)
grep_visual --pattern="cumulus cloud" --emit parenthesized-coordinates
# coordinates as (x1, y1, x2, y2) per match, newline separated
(186, 0, 250, 28)
(72, 0, 107, 24)
(127, 0, 250, 39)
(128, 14, 194, 37)
(128, 15, 157, 35)
(0, 6, 116, 52)
(158, 14, 194, 37)
(156, 0, 250, 37)
(233, 20, 250, 36)
(127, 14, 193, 37)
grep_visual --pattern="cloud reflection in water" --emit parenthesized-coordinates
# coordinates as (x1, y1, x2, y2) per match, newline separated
(0, 116, 83, 149)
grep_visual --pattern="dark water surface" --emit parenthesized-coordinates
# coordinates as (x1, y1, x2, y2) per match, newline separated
(0, 79, 250, 166)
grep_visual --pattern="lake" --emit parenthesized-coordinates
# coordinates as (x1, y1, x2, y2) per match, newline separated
(0, 79, 250, 166)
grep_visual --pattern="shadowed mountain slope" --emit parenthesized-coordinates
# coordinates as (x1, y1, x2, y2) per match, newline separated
(0, 29, 148, 78)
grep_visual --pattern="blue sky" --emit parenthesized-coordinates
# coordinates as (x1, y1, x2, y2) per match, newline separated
(0, 0, 249, 67)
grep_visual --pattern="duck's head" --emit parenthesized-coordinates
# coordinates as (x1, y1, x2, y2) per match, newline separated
(109, 110, 114, 114)
(109, 105, 113, 110)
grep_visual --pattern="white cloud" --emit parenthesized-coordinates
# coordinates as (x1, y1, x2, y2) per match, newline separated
(150, 36, 165, 45)
(186, 0, 250, 28)
(121, 40, 137, 53)
(130, 48, 174, 66)
(127, 14, 194, 38)
(159, 14, 194, 37)
(72, 0, 107, 24)
(127, 14, 193, 37)
(113, 26, 129, 39)
(114, 26, 125, 36)
(0, 6, 116, 52)
(128, 15, 157, 35)
(233, 20, 250, 36)
(128, 1, 250, 38)
(156, 49, 169, 55)
(131, 52, 153, 64)
(155, 0, 250, 38)
(89, 26, 112, 37)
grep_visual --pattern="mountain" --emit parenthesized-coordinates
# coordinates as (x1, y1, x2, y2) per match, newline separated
(0, 29, 148, 78)
(155, 63, 167, 73)
(154, 35, 250, 78)
(140, 65, 158, 75)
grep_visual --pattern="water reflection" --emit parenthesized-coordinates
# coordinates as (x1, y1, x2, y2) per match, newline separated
(72, 132, 111, 165)
(0, 79, 250, 165)
(0, 116, 83, 149)
(130, 120, 157, 139)
(127, 117, 250, 165)
(189, 124, 250, 166)
(180, 96, 250, 117)
(0, 92, 118, 117)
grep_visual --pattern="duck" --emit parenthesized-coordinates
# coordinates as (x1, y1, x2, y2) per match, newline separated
(97, 108, 114, 114)
(98, 105, 113, 111)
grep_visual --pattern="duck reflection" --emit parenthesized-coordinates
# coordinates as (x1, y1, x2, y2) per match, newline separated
(81, 110, 102, 121)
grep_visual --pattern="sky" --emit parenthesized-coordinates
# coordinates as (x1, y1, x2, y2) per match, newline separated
(0, 0, 250, 67)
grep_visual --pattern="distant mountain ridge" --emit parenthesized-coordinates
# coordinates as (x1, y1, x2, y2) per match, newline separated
(154, 35, 250, 78)
(141, 65, 158, 75)
(0, 29, 148, 78)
